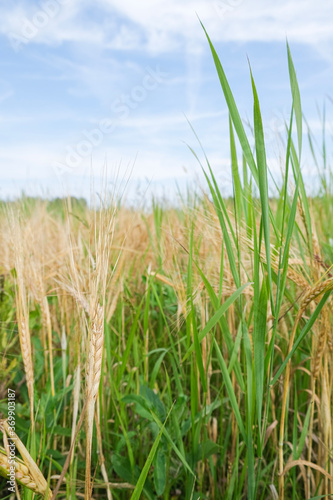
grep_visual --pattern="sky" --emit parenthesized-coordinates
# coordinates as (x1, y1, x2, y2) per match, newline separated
(0, 0, 332, 201)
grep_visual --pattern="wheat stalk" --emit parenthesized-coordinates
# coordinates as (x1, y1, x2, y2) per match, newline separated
(10, 210, 35, 431)
(35, 274, 55, 397)
(95, 399, 113, 500)
(16, 292, 34, 430)
(62, 195, 115, 499)
(85, 301, 104, 499)
(278, 277, 333, 500)
(70, 362, 81, 464)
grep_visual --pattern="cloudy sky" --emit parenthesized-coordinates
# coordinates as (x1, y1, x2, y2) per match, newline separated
(0, 0, 332, 200)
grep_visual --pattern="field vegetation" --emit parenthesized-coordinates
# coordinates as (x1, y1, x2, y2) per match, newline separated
(0, 28, 333, 499)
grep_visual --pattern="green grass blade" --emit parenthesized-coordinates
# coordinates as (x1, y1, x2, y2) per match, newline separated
(213, 337, 246, 442)
(200, 21, 258, 185)
(130, 409, 171, 500)
(250, 66, 274, 317)
(253, 277, 268, 440)
(287, 42, 302, 160)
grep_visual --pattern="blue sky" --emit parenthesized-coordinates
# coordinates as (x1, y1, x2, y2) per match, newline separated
(0, 0, 333, 200)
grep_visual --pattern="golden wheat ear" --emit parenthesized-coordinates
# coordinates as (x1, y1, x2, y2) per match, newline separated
(0, 420, 53, 499)
(85, 301, 104, 500)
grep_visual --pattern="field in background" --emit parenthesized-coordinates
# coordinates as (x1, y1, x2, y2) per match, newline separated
(0, 29, 333, 500)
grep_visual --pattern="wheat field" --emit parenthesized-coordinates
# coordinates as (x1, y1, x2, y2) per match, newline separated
(0, 31, 333, 500)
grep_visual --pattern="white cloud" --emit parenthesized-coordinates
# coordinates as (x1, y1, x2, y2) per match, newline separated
(0, 0, 102, 49)
(1, 0, 333, 52)
(94, 0, 333, 51)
